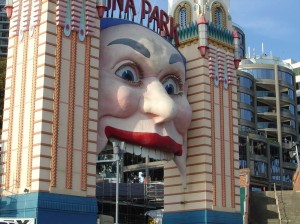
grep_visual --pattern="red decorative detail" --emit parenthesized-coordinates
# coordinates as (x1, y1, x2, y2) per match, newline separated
(97, 5, 106, 18)
(160, 30, 166, 37)
(234, 59, 241, 69)
(4, 5, 13, 19)
(198, 14, 207, 25)
(198, 46, 208, 57)
(105, 126, 182, 156)
(233, 29, 239, 39)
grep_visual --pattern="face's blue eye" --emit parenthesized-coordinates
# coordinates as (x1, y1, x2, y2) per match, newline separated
(163, 77, 181, 95)
(115, 65, 139, 83)
(165, 83, 175, 95)
(121, 70, 134, 81)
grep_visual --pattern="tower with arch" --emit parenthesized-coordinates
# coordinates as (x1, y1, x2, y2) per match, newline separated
(163, 0, 242, 223)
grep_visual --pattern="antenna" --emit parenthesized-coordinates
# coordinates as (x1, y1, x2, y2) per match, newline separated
(262, 42, 264, 55)
(248, 46, 251, 58)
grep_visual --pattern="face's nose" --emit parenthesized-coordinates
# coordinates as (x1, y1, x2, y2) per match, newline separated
(141, 77, 177, 124)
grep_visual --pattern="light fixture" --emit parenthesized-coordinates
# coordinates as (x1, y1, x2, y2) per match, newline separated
(96, 0, 107, 19)
(4, 0, 13, 19)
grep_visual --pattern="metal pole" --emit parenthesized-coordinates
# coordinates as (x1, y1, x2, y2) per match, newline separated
(116, 152, 119, 224)
(113, 142, 124, 224)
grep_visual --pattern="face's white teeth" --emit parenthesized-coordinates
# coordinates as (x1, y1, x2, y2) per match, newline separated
(149, 148, 156, 159)
(125, 143, 133, 154)
(155, 149, 161, 159)
(141, 147, 149, 158)
(133, 144, 142, 156)
(108, 138, 174, 161)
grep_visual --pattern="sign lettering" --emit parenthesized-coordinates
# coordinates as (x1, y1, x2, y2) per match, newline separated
(0, 219, 35, 224)
(104, 0, 179, 45)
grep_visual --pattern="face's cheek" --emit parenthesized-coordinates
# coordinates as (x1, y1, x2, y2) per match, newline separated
(99, 71, 141, 118)
(173, 95, 192, 135)
(116, 85, 141, 116)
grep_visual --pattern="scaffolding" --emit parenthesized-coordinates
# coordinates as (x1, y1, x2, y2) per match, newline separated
(96, 180, 164, 224)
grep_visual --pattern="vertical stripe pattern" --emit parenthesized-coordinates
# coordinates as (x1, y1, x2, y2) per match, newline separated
(27, 27, 40, 187)
(16, 32, 29, 188)
(51, 26, 63, 187)
(4, 36, 18, 190)
(66, 31, 77, 189)
(209, 48, 217, 206)
(81, 36, 91, 190)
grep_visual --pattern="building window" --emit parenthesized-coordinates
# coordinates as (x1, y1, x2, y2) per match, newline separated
(214, 8, 222, 27)
(242, 69, 275, 80)
(212, 2, 226, 28)
(240, 109, 254, 122)
(174, 2, 192, 28)
(240, 92, 253, 106)
(178, 7, 187, 27)
(239, 76, 253, 90)
(279, 70, 293, 85)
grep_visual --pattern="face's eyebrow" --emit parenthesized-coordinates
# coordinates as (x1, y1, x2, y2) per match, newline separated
(108, 38, 151, 58)
(169, 53, 184, 65)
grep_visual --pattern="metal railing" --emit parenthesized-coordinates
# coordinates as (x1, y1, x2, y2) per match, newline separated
(274, 183, 282, 224)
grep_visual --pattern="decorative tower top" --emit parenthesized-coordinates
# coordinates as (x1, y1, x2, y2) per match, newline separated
(168, 0, 232, 30)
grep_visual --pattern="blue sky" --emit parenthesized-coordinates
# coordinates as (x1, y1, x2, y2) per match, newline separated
(155, 0, 299, 62)
(230, 0, 300, 62)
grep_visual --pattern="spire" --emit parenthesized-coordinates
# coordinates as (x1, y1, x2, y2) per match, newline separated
(198, 14, 208, 57)
(233, 29, 241, 69)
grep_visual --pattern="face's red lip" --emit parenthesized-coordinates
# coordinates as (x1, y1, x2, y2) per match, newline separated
(105, 126, 182, 156)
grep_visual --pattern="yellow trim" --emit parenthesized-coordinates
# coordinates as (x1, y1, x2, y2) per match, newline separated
(218, 57, 226, 207)
(174, 1, 192, 26)
(210, 77, 216, 206)
(211, 2, 227, 28)
(66, 31, 78, 189)
(81, 35, 91, 191)
(178, 37, 234, 52)
(51, 26, 63, 187)
(5, 35, 18, 190)
(27, 27, 40, 187)
(16, 32, 29, 188)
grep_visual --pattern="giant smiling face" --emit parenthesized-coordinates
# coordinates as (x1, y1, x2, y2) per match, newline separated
(98, 21, 192, 185)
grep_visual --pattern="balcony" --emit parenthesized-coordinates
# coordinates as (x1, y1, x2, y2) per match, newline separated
(257, 122, 277, 131)
(282, 124, 296, 135)
(257, 91, 276, 98)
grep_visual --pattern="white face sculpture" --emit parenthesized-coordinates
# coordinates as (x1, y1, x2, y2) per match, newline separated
(98, 23, 192, 185)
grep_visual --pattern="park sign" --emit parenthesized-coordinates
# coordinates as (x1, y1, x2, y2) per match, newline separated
(0, 219, 35, 224)
(100, 0, 180, 45)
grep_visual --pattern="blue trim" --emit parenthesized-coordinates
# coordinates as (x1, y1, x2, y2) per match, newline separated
(163, 210, 243, 224)
(100, 18, 136, 31)
(0, 193, 98, 224)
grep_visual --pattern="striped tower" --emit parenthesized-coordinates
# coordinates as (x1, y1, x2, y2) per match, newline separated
(163, 0, 242, 223)
(0, 0, 99, 223)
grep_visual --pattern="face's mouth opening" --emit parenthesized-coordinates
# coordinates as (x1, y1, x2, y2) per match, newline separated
(105, 126, 182, 160)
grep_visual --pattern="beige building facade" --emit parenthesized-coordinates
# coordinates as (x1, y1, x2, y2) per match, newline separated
(0, 0, 242, 223)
